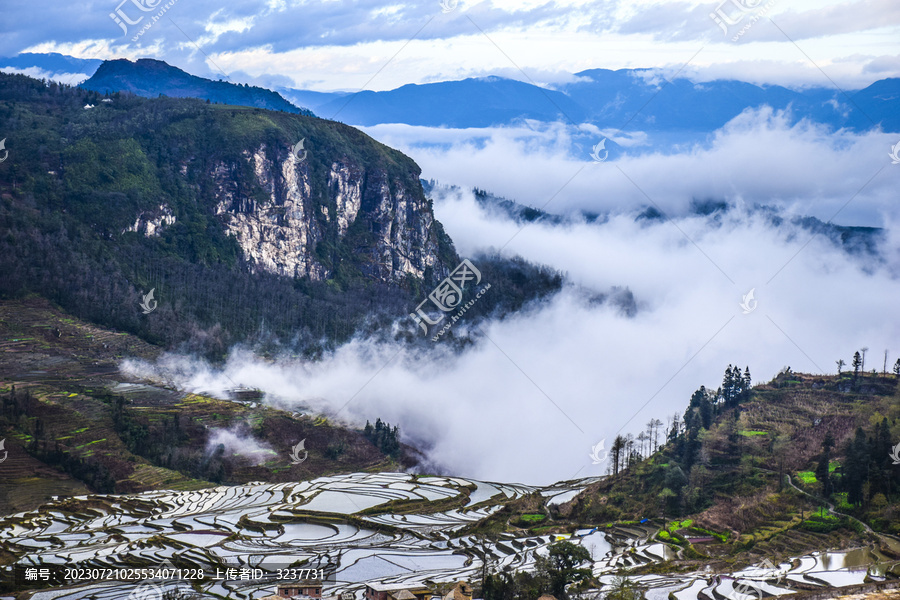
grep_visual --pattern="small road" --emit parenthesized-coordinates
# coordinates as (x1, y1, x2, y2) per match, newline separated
(782, 474, 874, 535)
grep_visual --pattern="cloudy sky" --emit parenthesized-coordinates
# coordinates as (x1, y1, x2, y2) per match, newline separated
(2, 0, 899, 90)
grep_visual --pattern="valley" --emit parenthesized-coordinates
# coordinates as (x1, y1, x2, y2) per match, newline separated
(0, 17, 899, 600)
(1, 296, 898, 600)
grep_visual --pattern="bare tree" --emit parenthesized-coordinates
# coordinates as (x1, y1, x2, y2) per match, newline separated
(652, 418, 664, 451)
(636, 432, 648, 459)
(883, 349, 889, 377)
(836, 358, 845, 375)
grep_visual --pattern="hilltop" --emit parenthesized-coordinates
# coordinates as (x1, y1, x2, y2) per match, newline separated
(82, 58, 314, 115)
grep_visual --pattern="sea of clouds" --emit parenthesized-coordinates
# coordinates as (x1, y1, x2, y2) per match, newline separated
(122, 108, 900, 485)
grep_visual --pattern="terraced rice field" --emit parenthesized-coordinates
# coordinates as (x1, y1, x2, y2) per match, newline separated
(0, 473, 897, 600)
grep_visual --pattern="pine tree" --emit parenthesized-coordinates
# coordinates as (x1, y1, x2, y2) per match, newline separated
(815, 432, 834, 497)
(722, 366, 735, 405)
(611, 435, 626, 475)
(845, 427, 869, 506)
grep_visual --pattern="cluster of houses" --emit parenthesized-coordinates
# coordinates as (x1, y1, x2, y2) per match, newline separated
(261, 579, 474, 600)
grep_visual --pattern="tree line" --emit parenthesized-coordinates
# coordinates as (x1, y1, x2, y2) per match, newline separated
(815, 418, 897, 510)
(363, 418, 401, 458)
(607, 365, 751, 478)
(836, 347, 900, 379)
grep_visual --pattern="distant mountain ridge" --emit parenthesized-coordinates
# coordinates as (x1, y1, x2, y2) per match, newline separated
(81, 58, 314, 115)
(564, 68, 900, 133)
(281, 68, 900, 133)
(0, 52, 102, 78)
(296, 75, 586, 126)
(424, 180, 884, 260)
(10, 53, 897, 134)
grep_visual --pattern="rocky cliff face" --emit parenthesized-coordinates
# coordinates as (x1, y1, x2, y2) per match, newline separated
(9, 67, 451, 289)
(208, 141, 447, 284)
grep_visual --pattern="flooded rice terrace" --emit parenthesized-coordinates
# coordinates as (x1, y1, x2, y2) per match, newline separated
(1, 473, 897, 600)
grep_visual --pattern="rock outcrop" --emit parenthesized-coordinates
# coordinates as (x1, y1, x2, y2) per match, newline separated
(207, 139, 448, 284)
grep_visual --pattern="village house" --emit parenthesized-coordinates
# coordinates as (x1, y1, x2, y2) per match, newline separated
(364, 582, 433, 600)
(259, 579, 324, 600)
(443, 581, 473, 600)
(271, 579, 473, 600)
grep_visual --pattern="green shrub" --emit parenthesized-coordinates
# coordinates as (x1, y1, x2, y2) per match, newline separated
(520, 514, 546, 523)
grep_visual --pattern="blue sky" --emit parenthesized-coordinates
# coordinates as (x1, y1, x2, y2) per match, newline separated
(2, 0, 899, 91)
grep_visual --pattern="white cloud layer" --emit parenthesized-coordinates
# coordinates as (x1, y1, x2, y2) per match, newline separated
(206, 424, 276, 466)
(363, 107, 900, 226)
(121, 109, 900, 485)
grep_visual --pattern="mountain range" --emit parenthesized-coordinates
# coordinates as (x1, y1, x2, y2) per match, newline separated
(5, 54, 897, 136)
(0, 52, 103, 79)
(283, 68, 900, 133)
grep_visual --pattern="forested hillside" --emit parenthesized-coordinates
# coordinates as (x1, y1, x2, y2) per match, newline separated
(563, 364, 900, 559)
(0, 72, 563, 357)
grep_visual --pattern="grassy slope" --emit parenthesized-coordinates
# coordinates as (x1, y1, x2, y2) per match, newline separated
(560, 371, 900, 569)
(0, 296, 416, 517)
